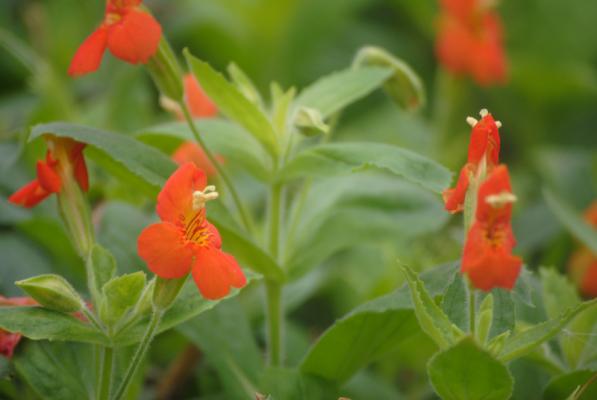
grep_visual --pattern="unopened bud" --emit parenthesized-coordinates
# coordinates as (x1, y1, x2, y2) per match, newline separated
(16, 274, 83, 313)
(293, 106, 330, 136)
(152, 276, 187, 312)
(146, 37, 183, 101)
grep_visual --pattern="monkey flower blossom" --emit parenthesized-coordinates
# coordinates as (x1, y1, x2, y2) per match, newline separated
(137, 163, 246, 300)
(443, 109, 502, 213)
(461, 165, 522, 291)
(68, 0, 162, 77)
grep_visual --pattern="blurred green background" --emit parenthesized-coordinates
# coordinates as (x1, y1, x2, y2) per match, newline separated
(0, 0, 596, 398)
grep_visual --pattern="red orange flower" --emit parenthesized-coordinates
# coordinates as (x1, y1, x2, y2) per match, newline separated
(184, 74, 218, 118)
(443, 109, 502, 213)
(68, 0, 162, 77)
(137, 163, 246, 299)
(0, 296, 37, 358)
(9, 137, 88, 208)
(568, 201, 597, 297)
(461, 165, 522, 291)
(436, 0, 507, 85)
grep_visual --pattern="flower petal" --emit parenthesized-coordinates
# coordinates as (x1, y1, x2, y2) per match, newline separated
(468, 113, 501, 166)
(8, 180, 52, 208)
(475, 165, 512, 223)
(106, 9, 162, 65)
(71, 144, 89, 192)
(0, 331, 22, 358)
(68, 26, 109, 77)
(172, 142, 219, 177)
(36, 160, 62, 193)
(191, 247, 246, 300)
(184, 74, 218, 118)
(137, 222, 193, 279)
(157, 163, 207, 225)
(442, 163, 474, 214)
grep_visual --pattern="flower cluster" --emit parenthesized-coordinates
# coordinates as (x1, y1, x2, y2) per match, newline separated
(444, 109, 522, 290)
(9, 136, 88, 208)
(137, 163, 246, 299)
(436, 0, 507, 85)
(68, 0, 162, 77)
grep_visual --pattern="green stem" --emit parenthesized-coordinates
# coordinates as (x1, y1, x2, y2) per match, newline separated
(266, 183, 283, 366)
(265, 281, 283, 366)
(468, 280, 476, 336)
(97, 347, 114, 400)
(112, 311, 163, 400)
(180, 102, 256, 235)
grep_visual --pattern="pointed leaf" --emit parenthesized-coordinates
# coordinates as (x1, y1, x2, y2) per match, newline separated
(441, 269, 469, 331)
(100, 271, 146, 326)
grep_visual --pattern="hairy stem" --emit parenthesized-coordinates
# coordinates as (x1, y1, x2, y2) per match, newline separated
(97, 347, 114, 400)
(266, 183, 283, 366)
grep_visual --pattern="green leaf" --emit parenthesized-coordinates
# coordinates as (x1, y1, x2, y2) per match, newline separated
(499, 298, 597, 362)
(294, 66, 392, 119)
(293, 106, 330, 136)
(401, 264, 463, 348)
(300, 263, 458, 383)
(441, 270, 469, 332)
(278, 142, 452, 193)
(353, 46, 426, 111)
(259, 367, 338, 400)
(14, 341, 95, 400)
(178, 300, 264, 398)
(137, 118, 272, 181)
(544, 189, 597, 253)
(543, 370, 597, 400)
(184, 50, 279, 155)
(227, 62, 263, 106)
(540, 268, 581, 321)
(86, 244, 117, 306)
(428, 337, 513, 400)
(489, 289, 515, 340)
(30, 122, 176, 189)
(0, 306, 108, 345)
(271, 83, 296, 137)
(100, 272, 146, 326)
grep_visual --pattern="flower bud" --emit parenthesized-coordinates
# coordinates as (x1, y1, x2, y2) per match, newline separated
(293, 106, 330, 136)
(16, 274, 83, 313)
(146, 38, 184, 101)
(152, 276, 187, 312)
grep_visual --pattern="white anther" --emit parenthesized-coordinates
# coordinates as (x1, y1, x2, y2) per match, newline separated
(485, 191, 517, 208)
(192, 186, 219, 210)
(479, 108, 489, 117)
(495, 121, 502, 128)
(466, 117, 478, 127)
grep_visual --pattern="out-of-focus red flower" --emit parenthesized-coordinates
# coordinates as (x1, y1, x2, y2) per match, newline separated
(9, 137, 88, 208)
(68, 0, 162, 77)
(569, 201, 597, 297)
(436, 0, 507, 85)
(184, 74, 218, 118)
(443, 109, 502, 213)
(171, 142, 224, 178)
(137, 163, 246, 300)
(461, 165, 522, 291)
(0, 296, 37, 358)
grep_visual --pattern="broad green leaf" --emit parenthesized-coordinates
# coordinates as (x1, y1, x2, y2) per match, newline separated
(353, 46, 426, 111)
(29, 122, 176, 189)
(499, 298, 597, 362)
(0, 306, 108, 345)
(489, 289, 516, 340)
(428, 337, 513, 400)
(259, 367, 338, 400)
(114, 276, 256, 346)
(100, 272, 146, 326)
(561, 304, 597, 369)
(300, 263, 458, 383)
(544, 189, 597, 253)
(401, 264, 463, 348)
(14, 341, 95, 400)
(294, 66, 392, 118)
(278, 142, 452, 193)
(441, 269, 469, 332)
(184, 50, 279, 155)
(540, 268, 581, 320)
(137, 118, 272, 181)
(178, 300, 263, 398)
(543, 370, 597, 400)
(86, 244, 117, 306)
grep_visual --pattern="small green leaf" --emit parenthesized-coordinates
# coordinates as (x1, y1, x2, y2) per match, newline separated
(401, 264, 463, 349)
(278, 142, 452, 193)
(544, 189, 597, 253)
(16, 274, 83, 313)
(271, 83, 296, 137)
(30, 122, 176, 188)
(295, 66, 392, 119)
(227, 62, 263, 106)
(0, 307, 107, 344)
(489, 289, 515, 340)
(353, 46, 426, 110)
(476, 294, 494, 344)
(428, 337, 513, 400)
(441, 270, 469, 332)
(184, 50, 279, 155)
(100, 272, 146, 326)
(499, 298, 597, 362)
(293, 107, 330, 136)
(86, 244, 117, 306)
